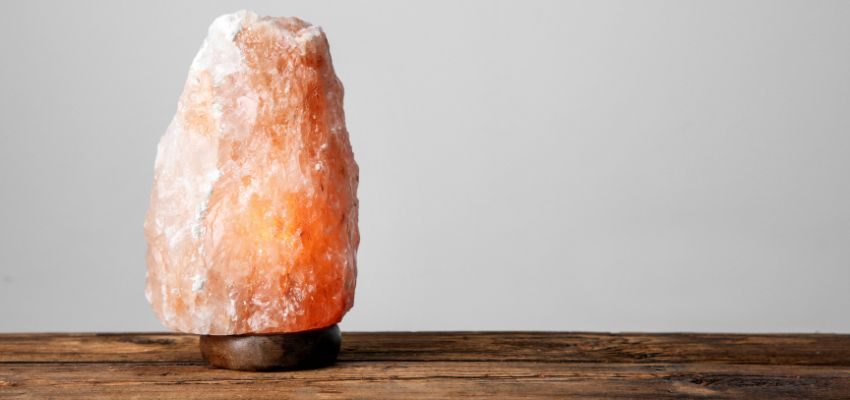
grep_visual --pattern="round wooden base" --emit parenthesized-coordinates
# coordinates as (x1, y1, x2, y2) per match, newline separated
(199, 325, 341, 371)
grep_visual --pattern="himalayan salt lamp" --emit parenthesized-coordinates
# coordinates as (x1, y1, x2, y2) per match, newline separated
(143, 10, 359, 370)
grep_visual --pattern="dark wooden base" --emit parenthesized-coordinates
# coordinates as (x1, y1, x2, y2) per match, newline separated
(199, 324, 341, 371)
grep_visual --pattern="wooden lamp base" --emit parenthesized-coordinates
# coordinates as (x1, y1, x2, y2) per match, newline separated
(199, 325, 341, 371)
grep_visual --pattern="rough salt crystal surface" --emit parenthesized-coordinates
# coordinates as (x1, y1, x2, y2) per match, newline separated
(144, 11, 359, 335)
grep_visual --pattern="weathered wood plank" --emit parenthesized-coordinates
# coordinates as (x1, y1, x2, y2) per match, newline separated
(342, 332, 850, 365)
(2, 332, 849, 399)
(1, 332, 849, 365)
(0, 333, 199, 364)
(1, 361, 849, 399)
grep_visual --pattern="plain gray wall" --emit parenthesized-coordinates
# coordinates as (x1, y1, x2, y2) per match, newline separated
(1, 0, 848, 333)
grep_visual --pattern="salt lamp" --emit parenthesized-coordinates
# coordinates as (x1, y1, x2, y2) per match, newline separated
(143, 10, 359, 370)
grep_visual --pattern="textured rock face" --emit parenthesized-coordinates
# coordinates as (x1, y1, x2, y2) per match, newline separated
(144, 11, 358, 335)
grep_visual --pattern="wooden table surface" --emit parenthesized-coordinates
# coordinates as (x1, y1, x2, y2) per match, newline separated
(1, 332, 849, 399)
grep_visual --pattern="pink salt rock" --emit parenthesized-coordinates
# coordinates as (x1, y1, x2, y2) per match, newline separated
(144, 11, 359, 335)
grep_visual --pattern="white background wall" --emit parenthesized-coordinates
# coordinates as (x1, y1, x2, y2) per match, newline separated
(1, 0, 848, 333)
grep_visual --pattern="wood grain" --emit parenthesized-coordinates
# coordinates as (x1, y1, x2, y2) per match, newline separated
(1, 332, 849, 399)
(2, 332, 849, 365)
